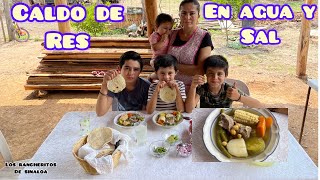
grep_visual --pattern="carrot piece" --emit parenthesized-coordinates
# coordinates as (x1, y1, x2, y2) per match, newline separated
(265, 117, 273, 129)
(172, 111, 177, 116)
(258, 116, 265, 121)
(157, 119, 164, 125)
(256, 117, 266, 137)
(127, 113, 132, 118)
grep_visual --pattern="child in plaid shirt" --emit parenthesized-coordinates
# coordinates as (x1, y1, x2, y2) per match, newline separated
(185, 55, 262, 112)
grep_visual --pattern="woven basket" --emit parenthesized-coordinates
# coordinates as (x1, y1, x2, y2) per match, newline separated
(72, 135, 122, 175)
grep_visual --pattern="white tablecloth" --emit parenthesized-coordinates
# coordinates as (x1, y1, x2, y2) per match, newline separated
(18, 109, 318, 180)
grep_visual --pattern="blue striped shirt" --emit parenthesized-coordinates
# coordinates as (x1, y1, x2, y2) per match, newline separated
(147, 80, 186, 111)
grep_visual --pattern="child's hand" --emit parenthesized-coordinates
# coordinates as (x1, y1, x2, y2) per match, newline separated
(167, 80, 178, 90)
(191, 75, 205, 88)
(227, 82, 241, 101)
(160, 32, 170, 42)
(102, 70, 120, 85)
(156, 81, 167, 92)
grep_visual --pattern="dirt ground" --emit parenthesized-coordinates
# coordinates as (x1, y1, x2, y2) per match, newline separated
(0, 1, 318, 168)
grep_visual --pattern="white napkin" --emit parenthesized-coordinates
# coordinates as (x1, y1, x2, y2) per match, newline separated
(110, 129, 132, 160)
(78, 143, 114, 159)
(78, 128, 132, 174)
(85, 151, 113, 174)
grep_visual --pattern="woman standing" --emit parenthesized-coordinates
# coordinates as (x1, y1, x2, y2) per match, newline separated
(168, 0, 213, 92)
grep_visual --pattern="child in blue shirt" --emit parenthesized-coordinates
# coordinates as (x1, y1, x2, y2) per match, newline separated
(96, 51, 151, 116)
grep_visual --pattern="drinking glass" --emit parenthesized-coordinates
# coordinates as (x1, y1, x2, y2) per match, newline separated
(79, 112, 91, 136)
(134, 121, 147, 146)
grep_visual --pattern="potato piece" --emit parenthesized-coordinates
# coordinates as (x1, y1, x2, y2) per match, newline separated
(245, 137, 266, 156)
(226, 138, 248, 157)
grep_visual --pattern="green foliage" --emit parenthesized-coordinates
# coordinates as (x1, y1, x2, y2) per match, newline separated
(281, 1, 303, 12)
(227, 39, 252, 50)
(71, 3, 109, 36)
(33, 37, 43, 42)
(211, 0, 252, 19)
(103, 28, 127, 36)
(208, 29, 223, 35)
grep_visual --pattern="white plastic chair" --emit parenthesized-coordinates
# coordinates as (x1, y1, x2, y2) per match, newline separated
(0, 131, 13, 163)
(225, 78, 250, 96)
(218, 20, 235, 29)
(0, 130, 29, 178)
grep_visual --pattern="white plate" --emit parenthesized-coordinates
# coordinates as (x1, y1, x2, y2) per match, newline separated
(114, 111, 145, 129)
(152, 111, 183, 129)
(203, 108, 280, 162)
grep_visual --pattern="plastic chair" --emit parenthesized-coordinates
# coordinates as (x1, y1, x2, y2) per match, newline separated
(225, 78, 250, 96)
(0, 131, 29, 178)
(218, 20, 235, 29)
(0, 131, 13, 163)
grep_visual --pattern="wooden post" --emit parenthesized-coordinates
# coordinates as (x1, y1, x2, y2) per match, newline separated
(54, 0, 71, 33)
(3, 0, 14, 41)
(0, 13, 7, 42)
(296, 0, 314, 79)
(144, 0, 158, 37)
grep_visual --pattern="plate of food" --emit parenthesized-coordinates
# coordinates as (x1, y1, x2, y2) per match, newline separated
(203, 108, 280, 162)
(114, 111, 145, 129)
(152, 111, 183, 128)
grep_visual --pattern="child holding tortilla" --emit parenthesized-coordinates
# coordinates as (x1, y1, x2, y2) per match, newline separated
(185, 55, 262, 112)
(146, 54, 186, 114)
(96, 51, 151, 116)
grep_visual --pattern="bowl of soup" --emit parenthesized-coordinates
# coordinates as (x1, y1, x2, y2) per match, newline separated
(203, 108, 280, 162)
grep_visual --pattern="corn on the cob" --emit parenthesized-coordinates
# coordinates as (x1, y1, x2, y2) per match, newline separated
(234, 110, 259, 125)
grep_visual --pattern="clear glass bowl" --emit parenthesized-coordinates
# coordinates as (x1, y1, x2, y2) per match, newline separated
(176, 142, 192, 157)
(162, 130, 181, 146)
(149, 140, 170, 158)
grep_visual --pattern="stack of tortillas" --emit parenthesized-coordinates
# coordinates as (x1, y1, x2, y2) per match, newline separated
(159, 86, 177, 103)
(107, 74, 126, 93)
(88, 127, 112, 150)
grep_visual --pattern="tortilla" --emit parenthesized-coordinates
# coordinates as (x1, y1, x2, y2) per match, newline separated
(96, 148, 114, 158)
(159, 86, 177, 103)
(204, 74, 207, 83)
(88, 127, 113, 150)
(107, 74, 126, 93)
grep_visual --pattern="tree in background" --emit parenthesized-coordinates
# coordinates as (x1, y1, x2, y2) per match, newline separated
(71, 2, 109, 36)
(211, 0, 253, 20)
(211, 0, 253, 46)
